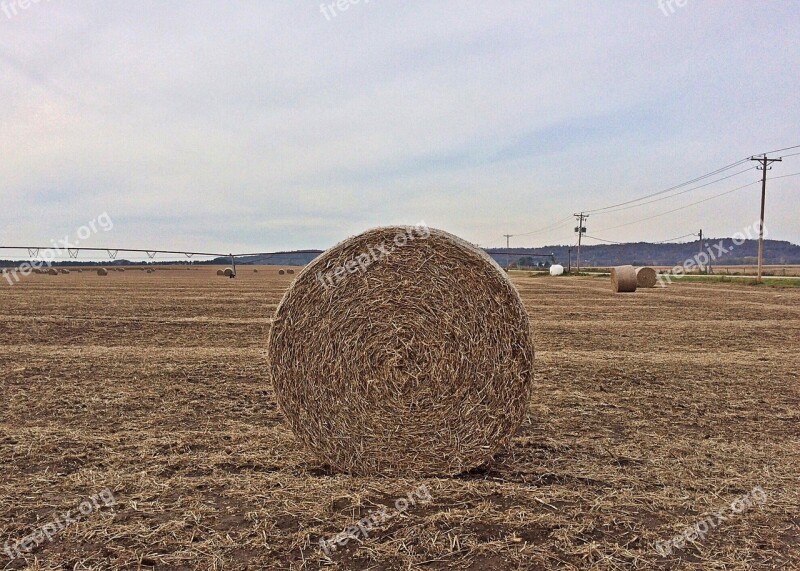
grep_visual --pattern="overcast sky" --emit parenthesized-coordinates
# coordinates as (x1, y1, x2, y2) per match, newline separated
(1, 1, 798, 258)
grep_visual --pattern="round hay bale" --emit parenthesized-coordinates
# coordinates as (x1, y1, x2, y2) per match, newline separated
(48, 268, 59, 275)
(549, 264, 564, 276)
(217, 269, 224, 276)
(223, 268, 234, 277)
(287, 269, 295, 275)
(635, 266, 658, 288)
(253, 269, 258, 273)
(118, 268, 126, 272)
(611, 265, 638, 293)
(97, 268, 108, 276)
(268, 226, 535, 476)
(59, 269, 70, 274)
(278, 269, 285, 275)
(146, 269, 154, 274)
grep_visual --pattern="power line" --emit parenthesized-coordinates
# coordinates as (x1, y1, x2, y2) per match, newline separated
(584, 158, 752, 215)
(653, 232, 698, 244)
(594, 172, 800, 233)
(589, 166, 753, 216)
(583, 235, 623, 244)
(511, 215, 574, 237)
(760, 144, 800, 155)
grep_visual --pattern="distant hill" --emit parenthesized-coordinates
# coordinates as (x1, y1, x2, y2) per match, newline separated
(486, 238, 800, 268)
(3, 239, 797, 269)
(219, 239, 800, 268)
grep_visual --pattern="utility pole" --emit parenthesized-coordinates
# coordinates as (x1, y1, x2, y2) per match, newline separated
(573, 213, 588, 273)
(503, 234, 513, 271)
(697, 229, 704, 274)
(750, 154, 782, 283)
(567, 247, 572, 273)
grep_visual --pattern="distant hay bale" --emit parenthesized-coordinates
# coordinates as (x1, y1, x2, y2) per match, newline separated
(223, 268, 234, 277)
(278, 269, 285, 275)
(287, 269, 295, 275)
(48, 268, 59, 275)
(549, 264, 565, 276)
(97, 268, 108, 276)
(217, 269, 224, 276)
(59, 269, 70, 274)
(611, 265, 638, 293)
(268, 226, 535, 476)
(635, 266, 658, 288)
(118, 268, 126, 272)
(146, 269, 154, 274)
(253, 269, 258, 273)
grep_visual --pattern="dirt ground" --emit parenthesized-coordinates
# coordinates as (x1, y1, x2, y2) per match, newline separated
(1, 267, 798, 570)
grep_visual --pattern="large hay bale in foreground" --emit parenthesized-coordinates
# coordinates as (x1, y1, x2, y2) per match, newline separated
(97, 268, 108, 276)
(611, 265, 638, 293)
(635, 266, 658, 288)
(268, 226, 535, 476)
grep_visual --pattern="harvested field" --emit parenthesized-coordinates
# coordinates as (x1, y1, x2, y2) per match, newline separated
(0, 267, 798, 570)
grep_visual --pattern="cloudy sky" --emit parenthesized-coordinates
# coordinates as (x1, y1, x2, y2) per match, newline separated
(1, 1, 798, 259)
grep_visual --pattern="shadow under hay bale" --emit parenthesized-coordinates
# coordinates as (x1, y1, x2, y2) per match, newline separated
(635, 266, 658, 288)
(268, 226, 535, 477)
(611, 265, 638, 293)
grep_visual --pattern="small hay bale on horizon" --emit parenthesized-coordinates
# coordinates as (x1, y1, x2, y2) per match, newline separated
(635, 266, 658, 288)
(48, 268, 59, 275)
(611, 265, 638, 293)
(278, 269, 285, 275)
(286, 269, 295, 274)
(268, 226, 535, 477)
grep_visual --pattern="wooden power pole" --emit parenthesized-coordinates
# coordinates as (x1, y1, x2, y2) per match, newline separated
(503, 234, 513, 271)
(750, 154, 782, 283)
(573, 213, 588, 272)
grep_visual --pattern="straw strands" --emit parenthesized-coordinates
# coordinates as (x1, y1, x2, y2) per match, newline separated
(268, 226, 535, 476)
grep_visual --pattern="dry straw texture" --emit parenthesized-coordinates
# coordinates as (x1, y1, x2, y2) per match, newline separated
(97, 268, 108, 276)
(611, 265, 638, 293)
(268, 226, 535, 476)
(635, 266, 658, 288)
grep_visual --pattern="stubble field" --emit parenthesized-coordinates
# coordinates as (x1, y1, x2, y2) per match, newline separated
(1, 267, 798, 570)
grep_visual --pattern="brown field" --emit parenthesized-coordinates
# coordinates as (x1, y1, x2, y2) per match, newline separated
(1, 267, 798, 570)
